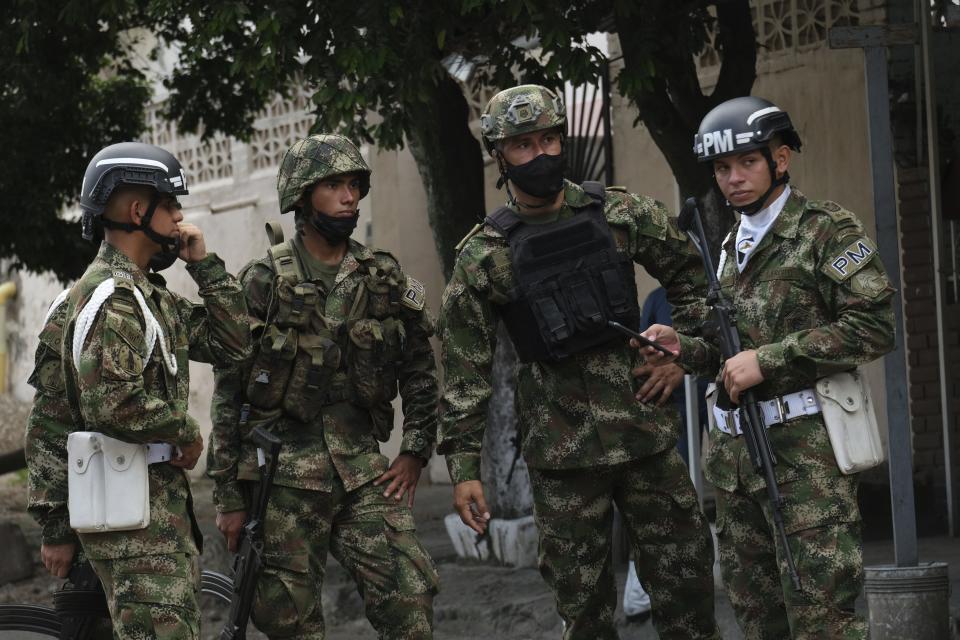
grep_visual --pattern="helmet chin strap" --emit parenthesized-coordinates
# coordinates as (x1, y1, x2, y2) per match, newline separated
(100, 193, 180, 252)
(730, 147, 790, 216)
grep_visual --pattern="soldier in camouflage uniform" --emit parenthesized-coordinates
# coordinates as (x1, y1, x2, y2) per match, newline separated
(438, 84, 720, 640)
(642, 97, 895, 639)
(26, 291, 114, 639)
(208, 133, 439, 639)
(60, 142, 252, 639)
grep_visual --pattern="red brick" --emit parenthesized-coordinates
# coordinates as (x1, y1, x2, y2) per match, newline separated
(913, 431, 942, 449)
(910, 365, 940, 382)
(899, 182, 931, 201)
(907, 316, 939, 333)
(900, 215, 932, 231)
(911, 398, 942, 416)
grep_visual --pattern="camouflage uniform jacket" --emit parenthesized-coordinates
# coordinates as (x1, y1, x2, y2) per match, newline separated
(437, 180, 708, 483)
(207, 235, 438, 512)
(25, 295, 78, 546)
(676, 188, 896, 493)
(61, 243, 251, 559)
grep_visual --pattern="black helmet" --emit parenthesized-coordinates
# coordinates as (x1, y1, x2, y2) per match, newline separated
(80, 142, 189, 240)
(694, 96, 801, 163)
(695, 97, 801, 215)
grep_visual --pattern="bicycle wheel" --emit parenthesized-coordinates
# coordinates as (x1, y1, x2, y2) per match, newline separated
(0, 604, 60, 637)
(200, 569, 233, 605)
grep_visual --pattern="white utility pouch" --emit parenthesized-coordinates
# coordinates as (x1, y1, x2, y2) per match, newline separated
(815, 370, 885, 474)
(67, 432, 150, 532)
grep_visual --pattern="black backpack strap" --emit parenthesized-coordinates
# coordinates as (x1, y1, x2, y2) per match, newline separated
(484, 206, 526, 238)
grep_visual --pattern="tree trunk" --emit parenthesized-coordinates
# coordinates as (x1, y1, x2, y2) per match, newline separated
(480, 324, 533, 519)
(405, 73, 486, 280)
(406, 74, 533, 517)
(614, 0, 758, 255)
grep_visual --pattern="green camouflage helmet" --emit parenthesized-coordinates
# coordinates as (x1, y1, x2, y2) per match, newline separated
(277, 134, 371, 213)
(479, 84, 566, 153)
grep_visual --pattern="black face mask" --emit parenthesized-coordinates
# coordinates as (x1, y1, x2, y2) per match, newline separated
(308, 210, 359, 243)
(505, 152, 566, 198)
(148, 235, 181, 272)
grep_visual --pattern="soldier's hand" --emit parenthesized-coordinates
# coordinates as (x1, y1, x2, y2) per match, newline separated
(217, 511, 247, 553)
(177, 222, 207, 263)
(374, 453, 424, 508)
(632, 361, 685, 405)
(723, 349, 764, 404)
(635, 323, 680, 364)
(41, 542, 76, 578)
(170, 435, 203, 470)
(453, 480, 491, 534)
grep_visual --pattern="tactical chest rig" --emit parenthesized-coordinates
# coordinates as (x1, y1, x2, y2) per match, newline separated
(243, 224, 408, 435)
(488, 181, 640, 362)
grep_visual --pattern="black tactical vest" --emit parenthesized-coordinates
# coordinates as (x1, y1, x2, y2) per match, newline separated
(488, 182, 640, 362)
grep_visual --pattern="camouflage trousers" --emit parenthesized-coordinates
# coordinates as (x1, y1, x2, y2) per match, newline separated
(249, 478, 439, 639)
(88, 553, 200, 640)
(715, 473, 866, 640)
(529, 448, 720, 640)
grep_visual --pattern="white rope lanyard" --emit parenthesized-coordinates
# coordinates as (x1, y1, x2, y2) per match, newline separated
(72, 278, 178, 376)
(42, 288, 71, 326)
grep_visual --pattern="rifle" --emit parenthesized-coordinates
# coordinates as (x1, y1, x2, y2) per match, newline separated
(220, 424, 282, 640)
(52, 561, 111, 640)
(677, 197, 801, 591)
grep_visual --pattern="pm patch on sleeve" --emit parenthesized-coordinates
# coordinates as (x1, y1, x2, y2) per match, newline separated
(822, 236, 879, 282)
(400, 276, 426, 311)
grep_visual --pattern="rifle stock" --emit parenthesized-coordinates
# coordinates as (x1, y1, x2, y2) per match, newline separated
(220, 425, 282, 640)
(679, 198, 802, 591)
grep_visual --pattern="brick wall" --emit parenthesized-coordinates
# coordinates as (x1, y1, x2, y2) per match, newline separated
(897, 165, 960, 529)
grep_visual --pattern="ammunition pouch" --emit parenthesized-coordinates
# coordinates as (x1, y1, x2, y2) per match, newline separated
(816, 369, 885, 474)
(67, 432, 151, 533)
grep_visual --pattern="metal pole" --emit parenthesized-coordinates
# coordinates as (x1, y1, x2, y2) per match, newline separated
(684, 375, 703, 506)
(918, 0, 959, 537)
(862, 44, 919, 566)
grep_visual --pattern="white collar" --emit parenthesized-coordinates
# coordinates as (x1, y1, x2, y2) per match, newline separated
(734, 185, 791, 272)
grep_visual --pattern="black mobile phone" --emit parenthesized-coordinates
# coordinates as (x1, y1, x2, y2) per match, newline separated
(607, 321, 675, 357)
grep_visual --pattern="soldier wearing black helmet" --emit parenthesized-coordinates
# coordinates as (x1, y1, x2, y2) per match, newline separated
(52, 142, 251, 638)
(642, 97, 896, 639)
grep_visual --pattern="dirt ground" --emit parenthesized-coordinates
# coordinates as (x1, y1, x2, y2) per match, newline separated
(2, 471, 732, 640)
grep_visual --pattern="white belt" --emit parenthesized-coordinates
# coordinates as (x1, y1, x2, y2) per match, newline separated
(713, 389, 821, 436)
(145, 443, 177, 464)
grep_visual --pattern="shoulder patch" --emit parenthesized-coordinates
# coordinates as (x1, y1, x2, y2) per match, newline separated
(822, 236, 880, 282)
(605, 185, 628, 193)
(400, 276, 426, 311)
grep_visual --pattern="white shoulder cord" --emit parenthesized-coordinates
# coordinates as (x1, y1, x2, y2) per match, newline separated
(42, 288, 71, 326)
(716, 232, 732, 280)
(72, 278, 178, 376)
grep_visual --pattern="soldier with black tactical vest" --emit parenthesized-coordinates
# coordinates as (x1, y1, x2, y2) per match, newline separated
(58, 142, 252, 638)
(207, 134, 440, 639)
(437, 84, 720, 639)
(641, 96, 896, 639)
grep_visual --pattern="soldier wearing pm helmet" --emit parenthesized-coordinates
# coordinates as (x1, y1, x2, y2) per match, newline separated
(645, 96, 896, 639)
